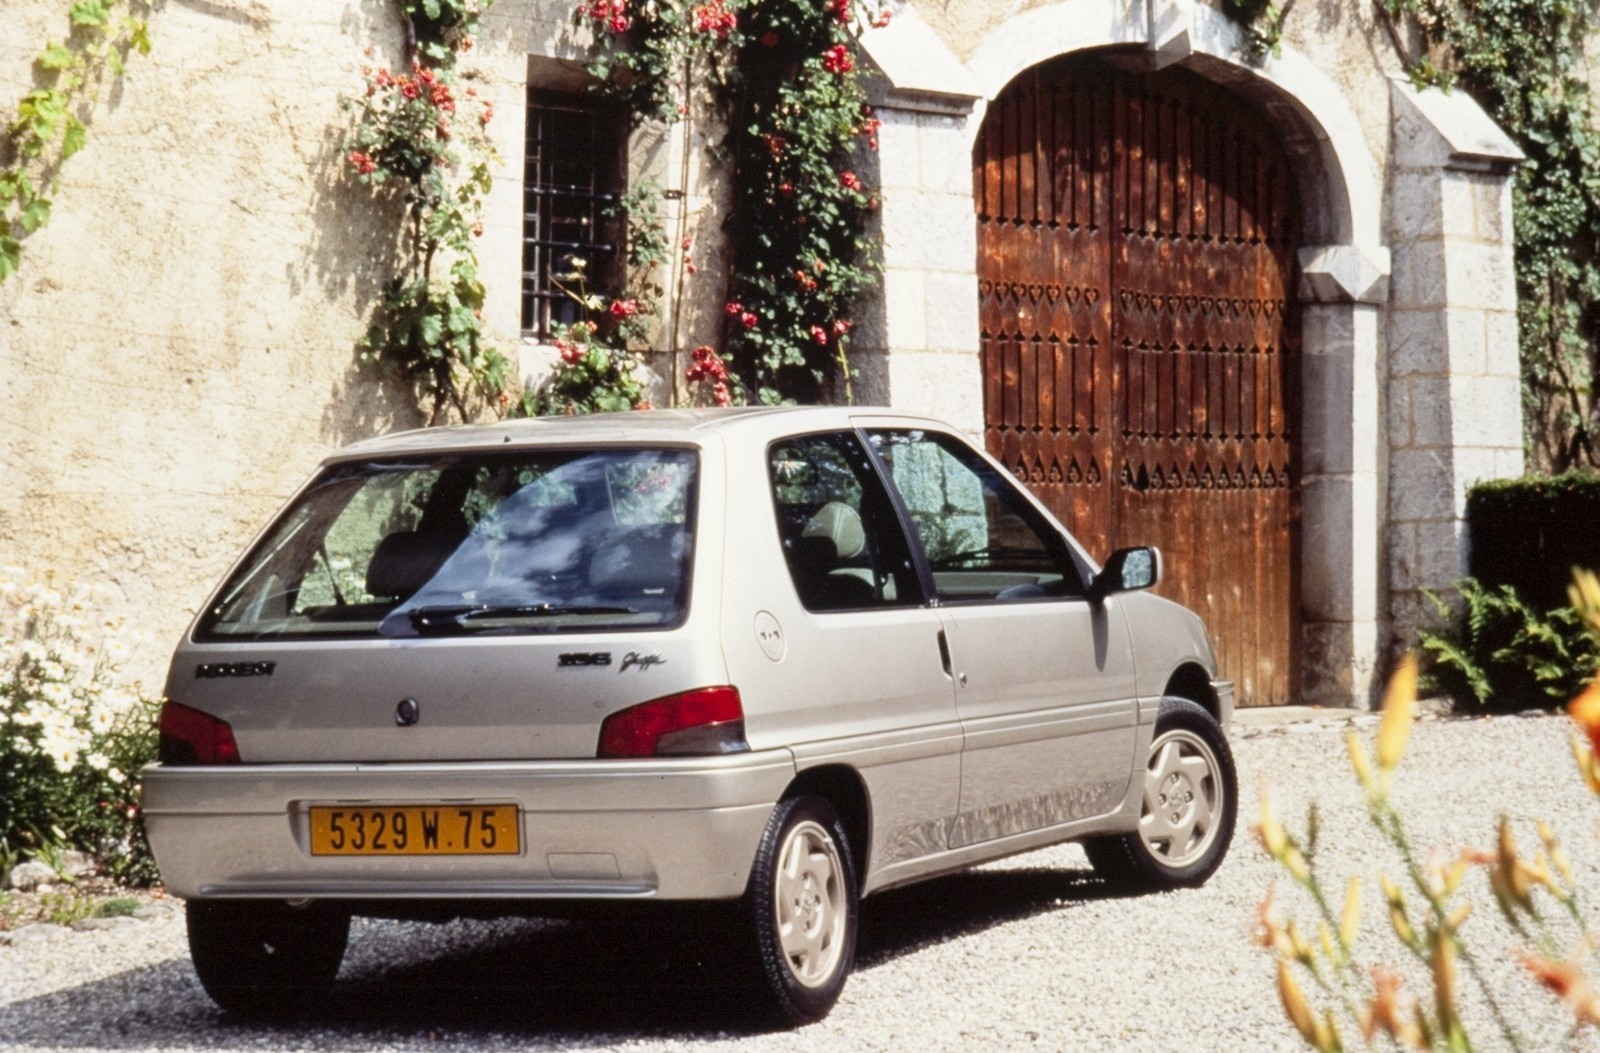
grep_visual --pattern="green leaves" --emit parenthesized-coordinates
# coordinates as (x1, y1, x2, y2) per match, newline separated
(1418, 578, 1600, 709)
(36, 43, 77, 71)
(1, 0, 148, 284)
(347, 12, 508, 423)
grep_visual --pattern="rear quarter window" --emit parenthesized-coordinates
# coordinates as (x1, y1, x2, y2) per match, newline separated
(199, 448, 698, 640)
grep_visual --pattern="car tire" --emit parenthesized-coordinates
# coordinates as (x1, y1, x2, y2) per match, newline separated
(1083, 696, 1237, 889)
(742, 795, 859, 1026)
(186, 899, 350, 1016)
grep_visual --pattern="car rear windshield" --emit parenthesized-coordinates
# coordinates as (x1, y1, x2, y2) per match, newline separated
(198, 448, 698, 640)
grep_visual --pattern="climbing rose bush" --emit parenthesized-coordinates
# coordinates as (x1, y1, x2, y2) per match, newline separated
(0, 568, 160, 884)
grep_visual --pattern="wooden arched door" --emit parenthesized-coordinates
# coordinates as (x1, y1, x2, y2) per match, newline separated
(974, 55, 1301, 706)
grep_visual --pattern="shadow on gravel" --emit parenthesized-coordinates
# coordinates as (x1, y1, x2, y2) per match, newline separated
(0, 864, 1136, 1046)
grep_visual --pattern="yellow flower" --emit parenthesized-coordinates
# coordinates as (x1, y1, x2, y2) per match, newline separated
(1377, 654, 1419, 775)
(1277, 959, 1340, 1052)
(1256, 781, 1309, 881)
(1339, 876, 1362, 951)
(1347, 731, 1374, 793)
(1570, 568, 1600, 636)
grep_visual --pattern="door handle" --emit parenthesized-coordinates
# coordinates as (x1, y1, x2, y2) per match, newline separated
(937, 629, 953, 678)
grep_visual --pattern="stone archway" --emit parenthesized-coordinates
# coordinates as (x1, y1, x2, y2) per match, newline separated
(857, 2, 1390, 705)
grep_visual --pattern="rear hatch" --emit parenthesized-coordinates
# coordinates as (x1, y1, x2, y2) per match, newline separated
(165, 444, 723, 763)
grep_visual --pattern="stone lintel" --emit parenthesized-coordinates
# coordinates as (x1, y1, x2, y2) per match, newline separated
(1390, 77, 1523, 175)
(1298, 244, 1392, 305)
(860, 8, 981, 116)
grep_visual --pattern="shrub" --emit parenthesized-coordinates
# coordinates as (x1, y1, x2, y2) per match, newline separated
(1418, 577, 1600, 710)
(0, 568, 160, 885)
(1468, 471, 1600, 612)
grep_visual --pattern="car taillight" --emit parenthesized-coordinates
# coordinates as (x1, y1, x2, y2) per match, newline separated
(158, 701, 242, 765)
(597, 686, 749, 758)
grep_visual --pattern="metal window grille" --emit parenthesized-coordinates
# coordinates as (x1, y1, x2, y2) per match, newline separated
(522, 91, 626, 338)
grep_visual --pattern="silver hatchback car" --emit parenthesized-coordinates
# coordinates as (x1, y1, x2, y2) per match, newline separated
(144, 406, 1236, 1024)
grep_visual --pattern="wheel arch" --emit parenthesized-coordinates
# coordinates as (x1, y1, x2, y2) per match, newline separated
(1164, 662, 1221, 723)
(782, 764, 873, 883)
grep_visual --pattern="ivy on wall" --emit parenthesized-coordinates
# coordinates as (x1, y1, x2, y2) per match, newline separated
(0, 1, 151, 282)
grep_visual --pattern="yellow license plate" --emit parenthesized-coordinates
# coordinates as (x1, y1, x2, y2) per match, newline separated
(309, 804, 520, 856)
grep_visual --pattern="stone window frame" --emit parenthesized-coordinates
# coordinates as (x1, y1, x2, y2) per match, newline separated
(520, 88, 628, 339)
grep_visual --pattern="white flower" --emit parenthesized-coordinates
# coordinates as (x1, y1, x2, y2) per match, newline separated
(106, 767, 126, 784)
(87, 751, 110, 771)
(89, 707, 116, 734)
(52, 744, 79, 772)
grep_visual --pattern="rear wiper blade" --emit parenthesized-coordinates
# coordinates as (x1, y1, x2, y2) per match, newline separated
(406, 603, 638, 631)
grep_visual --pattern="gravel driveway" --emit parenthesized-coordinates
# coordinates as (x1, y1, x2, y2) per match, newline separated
(4, 711, 1599, 1052)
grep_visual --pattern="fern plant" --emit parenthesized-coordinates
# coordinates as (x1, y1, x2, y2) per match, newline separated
(1418, 577, 1600, 709)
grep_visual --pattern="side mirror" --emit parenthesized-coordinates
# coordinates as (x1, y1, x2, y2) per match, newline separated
(1089, 546, 1162, 602)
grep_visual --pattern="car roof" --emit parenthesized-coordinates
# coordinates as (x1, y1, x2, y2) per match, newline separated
(325, 406, 956, 462)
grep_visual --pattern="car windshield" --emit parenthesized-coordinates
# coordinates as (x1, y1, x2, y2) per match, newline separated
(198, 447, 697, 640)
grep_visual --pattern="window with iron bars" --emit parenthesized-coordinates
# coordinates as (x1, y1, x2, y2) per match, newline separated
(522, 90, 627, 339)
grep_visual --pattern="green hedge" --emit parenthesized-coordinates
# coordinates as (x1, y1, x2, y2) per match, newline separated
(1467, 470, 1600, 611)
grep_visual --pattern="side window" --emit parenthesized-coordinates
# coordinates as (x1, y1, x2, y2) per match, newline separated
(768, 433, 923, 612)
(867, 430, 1085, 603)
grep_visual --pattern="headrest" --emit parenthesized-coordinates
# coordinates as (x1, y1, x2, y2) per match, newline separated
(366, 531, 451, 599)
(589, 527, 686, 592)
(802, 501, 865, 560)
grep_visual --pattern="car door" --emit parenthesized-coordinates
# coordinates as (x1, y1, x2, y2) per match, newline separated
(721, 429, 963, 884)
(864, 426, 1139, 850)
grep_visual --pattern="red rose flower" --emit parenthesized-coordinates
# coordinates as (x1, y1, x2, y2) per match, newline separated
(822, 44, 854, 74)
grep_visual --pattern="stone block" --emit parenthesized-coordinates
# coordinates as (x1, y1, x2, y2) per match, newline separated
(1449, 373, 1523, 452)
(1301, 472, 1381, 620)
(1298, 244, 1392, 305)
(1300, 619, 1382, 709)
(924, 270, 980, 352)
(1391, 589, 1450, 646)
(1301, 302, 1356, 358)
(921, 121, 981, 197)
(1391, 518, 1467, 592)
(852, 350, 891, 405)
(1389, 446, 1454, 523)
(1400, 374, 1454, 449)
(1444, 239, 1516, 312)
(1387, 240, 1448, 311)
(1494, 446, 1527, 480)
(881, 192, 972, 272)
(1448, 445, 1504, 503)
(1471, 172, 1514, 243)
(1437, 175, 1481, 241)
(1386, 308, 1449, 377)
(1484, 309, 1521, 377)
(888, 349, 983, 432)
(1302, 351, 1357, 475)
(876, 111, 922, 193)
(881, 268, 928, 350)
(1386, 175, 1443, 240)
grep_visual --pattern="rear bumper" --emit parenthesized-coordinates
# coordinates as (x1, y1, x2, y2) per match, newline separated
(141, 750, 795, 903)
